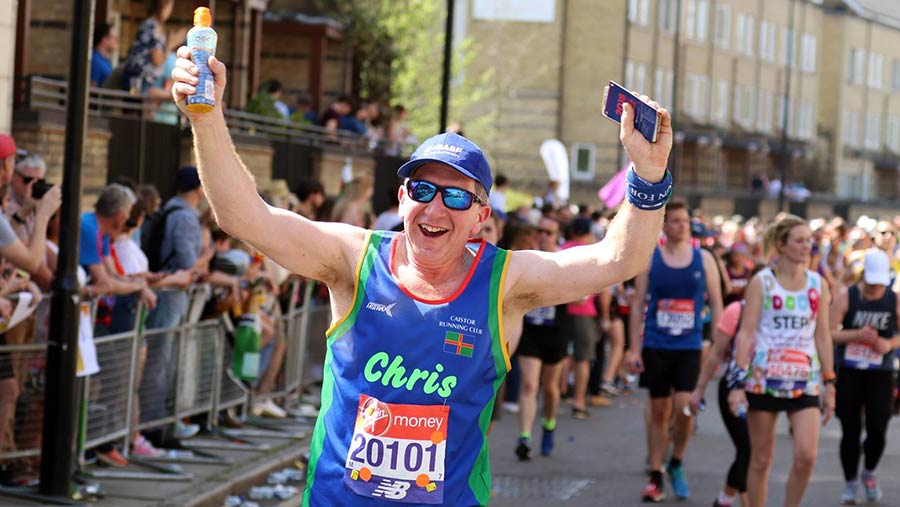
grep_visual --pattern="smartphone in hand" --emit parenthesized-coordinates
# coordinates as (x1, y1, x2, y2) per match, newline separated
(602, 80, 661, 143)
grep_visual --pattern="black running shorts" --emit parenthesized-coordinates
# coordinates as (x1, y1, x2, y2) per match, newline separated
(639, 348, 701, 398)
(517, 323, 567, 365)
(746, 393, 820, 413)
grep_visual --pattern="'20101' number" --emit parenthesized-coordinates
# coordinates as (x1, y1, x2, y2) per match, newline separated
(349, 434, 438, 473)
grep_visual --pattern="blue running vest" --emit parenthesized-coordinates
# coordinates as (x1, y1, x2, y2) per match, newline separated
(643, 247, 706, 350)
(303, 231, 512, 506)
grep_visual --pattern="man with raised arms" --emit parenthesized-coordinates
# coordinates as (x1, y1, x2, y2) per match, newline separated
(171, 48, 673, 506)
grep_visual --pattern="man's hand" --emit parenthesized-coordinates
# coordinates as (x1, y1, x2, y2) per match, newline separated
(688, 388, 704, 416)
(619, 97, 673, 184)
(139, 287, 157, 311)
(625, 349, 643, 374)
(873, 337, 893, 355)
(858, 325, 879, 345)
(34, 185, 62, 221)
(171, 46, 228, 124)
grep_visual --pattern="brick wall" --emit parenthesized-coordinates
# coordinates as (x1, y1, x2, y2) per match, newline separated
(12, 114, 111, 212)
(26, 0, 71, 78)
(318, 151, 375, 197)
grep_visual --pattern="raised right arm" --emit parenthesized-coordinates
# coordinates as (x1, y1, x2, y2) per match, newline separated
(171, 47, 367, 294)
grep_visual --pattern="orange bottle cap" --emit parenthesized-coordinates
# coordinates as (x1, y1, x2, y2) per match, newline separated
(193, 7, 212, 27)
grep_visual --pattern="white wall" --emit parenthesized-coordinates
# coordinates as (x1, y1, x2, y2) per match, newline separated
(0, 0, 17, 133)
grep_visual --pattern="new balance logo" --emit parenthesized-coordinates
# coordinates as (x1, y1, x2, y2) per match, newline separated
(372, 479, 410, 499)
(365, 302, 397, 317)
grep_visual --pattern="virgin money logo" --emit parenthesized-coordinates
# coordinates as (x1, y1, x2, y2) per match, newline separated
(359, 397, 392, 436)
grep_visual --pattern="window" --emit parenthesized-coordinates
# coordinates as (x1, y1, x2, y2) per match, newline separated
(734, 85, 756, 126)
(685, 0, 708, 41)
(777, 95, 794, 133)
(891, 60, 900, 91)
(865, 112, 881, 149)
(756, 89, 773, 132)
(635, 63, 646, 93)
(570, 143, 596, 182)
(713, 79, 729, 124)
(659, 0, 677, 32)
(800, 34, 816, 73)
(797, 101, 814, 139)
(653, 67, 675, 109)
(735, 13, 754, 56)
(665, 69, 674, 108)
(626, 60, 646, 92)
(714, 5, 731, 49)
(625, 60, 634, 90)
(654, 67, 665, 107)
(685, 74, 710, 119)
(848, 48, 865, 84)
(868, 53, 883, 89)
(685, 0, 696, 39)
(759, 21, 775, 62)
(628, 0, 649, 25)
(887, 116, 900, 152)
(781, 27, 796, 67)
(842, 110, 860, 147)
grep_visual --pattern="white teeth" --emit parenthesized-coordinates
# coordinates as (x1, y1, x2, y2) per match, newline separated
(421, 224, 447, 233)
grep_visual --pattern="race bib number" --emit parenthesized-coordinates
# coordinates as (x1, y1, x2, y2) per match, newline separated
(656, 299, 695, 335)
(765, 349, 811, 390)
(844, 342, 883, 370)
(344, 394, 449, 504)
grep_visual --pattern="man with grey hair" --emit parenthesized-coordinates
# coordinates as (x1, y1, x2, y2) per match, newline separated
(79, 183, 155, 466)
(8, 152, 48, 243)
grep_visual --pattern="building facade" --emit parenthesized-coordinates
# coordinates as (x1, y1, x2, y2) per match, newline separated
(457, 0, 900, 206)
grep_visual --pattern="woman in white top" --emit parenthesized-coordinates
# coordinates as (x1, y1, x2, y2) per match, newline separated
(111, 200, 193, 456)
(726, 215, 836, 507)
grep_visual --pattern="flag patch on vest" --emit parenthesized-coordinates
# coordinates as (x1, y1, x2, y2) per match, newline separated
(443, 331, 474, 357)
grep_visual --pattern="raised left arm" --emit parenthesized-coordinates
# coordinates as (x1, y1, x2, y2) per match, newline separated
(505, 98, 672, 316)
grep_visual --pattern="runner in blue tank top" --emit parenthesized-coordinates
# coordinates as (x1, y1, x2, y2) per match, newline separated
(626, 201, 723, 503)
(173, 57, 675, 506)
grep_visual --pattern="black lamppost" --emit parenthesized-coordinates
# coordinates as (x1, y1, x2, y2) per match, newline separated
(439, 0, 455, 134)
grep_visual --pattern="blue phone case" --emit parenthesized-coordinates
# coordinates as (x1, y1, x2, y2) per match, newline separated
(602, 81, 661, 143)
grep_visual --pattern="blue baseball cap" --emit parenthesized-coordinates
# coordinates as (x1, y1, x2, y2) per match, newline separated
(397, 132, 493, 195)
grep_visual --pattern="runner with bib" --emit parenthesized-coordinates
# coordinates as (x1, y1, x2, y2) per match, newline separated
(830, 248, 900, 505)
(171, 52, 674, 506)
(627, 200, 723, 502)
(726, 215, 836, 507)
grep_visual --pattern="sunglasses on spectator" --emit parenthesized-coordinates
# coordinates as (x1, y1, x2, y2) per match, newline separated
(405, 179, 485, 211)
(14, 171, 34, 184)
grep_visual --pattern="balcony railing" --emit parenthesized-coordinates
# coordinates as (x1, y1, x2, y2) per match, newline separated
(15, 75, 372, 153)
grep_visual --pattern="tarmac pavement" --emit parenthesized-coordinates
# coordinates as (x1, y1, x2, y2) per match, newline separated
(486, 381, 900, 506)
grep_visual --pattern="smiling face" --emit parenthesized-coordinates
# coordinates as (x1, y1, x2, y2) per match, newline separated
(399, 163, 491, 267)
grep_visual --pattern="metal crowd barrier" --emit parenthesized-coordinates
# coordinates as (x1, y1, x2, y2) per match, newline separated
(0, 281, 331, 469)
